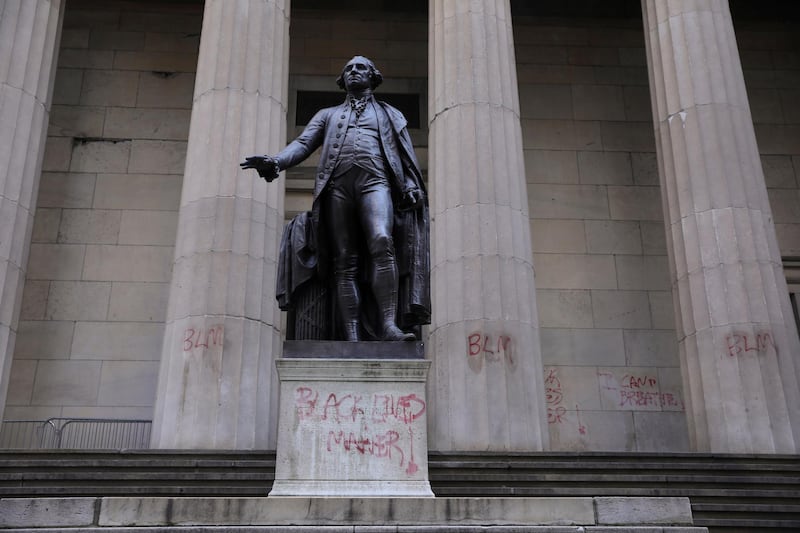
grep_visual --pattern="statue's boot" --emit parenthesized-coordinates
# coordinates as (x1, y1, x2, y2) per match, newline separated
(372, 258, 415, 342)
(383, 323, 415, 341)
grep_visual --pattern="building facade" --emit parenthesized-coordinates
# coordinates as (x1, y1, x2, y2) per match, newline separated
(1, 0, 799, 454)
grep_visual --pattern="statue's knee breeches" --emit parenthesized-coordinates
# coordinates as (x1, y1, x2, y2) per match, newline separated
(365, 233, 395, 260)
(333, 253, 359, 278)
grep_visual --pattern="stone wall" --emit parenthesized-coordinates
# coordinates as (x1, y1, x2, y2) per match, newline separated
(514, 8, 800, 451)
(4, 1, 201, 420)
(514, 15, 687, 451)
(739, 21, 800, 258)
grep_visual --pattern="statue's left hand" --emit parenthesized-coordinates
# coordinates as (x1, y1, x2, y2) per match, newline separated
(400, 186, 424, 210)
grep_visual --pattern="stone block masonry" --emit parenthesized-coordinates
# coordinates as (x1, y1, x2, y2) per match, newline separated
(6, 0, 200, 421)
(514, 11, 688, 453)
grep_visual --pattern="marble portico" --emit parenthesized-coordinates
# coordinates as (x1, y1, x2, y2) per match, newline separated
(0, 0, 798, 456)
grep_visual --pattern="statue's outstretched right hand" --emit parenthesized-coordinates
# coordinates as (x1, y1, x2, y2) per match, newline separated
(240, 155, 280, 182)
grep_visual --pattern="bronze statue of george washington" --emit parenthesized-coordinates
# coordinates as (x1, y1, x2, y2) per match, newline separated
(241, 56, 430, 342)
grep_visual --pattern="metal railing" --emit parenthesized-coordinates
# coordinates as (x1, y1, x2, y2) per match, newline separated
(0, 418, 152, 450)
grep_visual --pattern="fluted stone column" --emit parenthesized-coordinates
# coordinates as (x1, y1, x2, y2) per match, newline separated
(642, 0, 800, 453)
(151, 0, 289, 449)
(427, 0, 548, 451)
(0, 0, 63, 421)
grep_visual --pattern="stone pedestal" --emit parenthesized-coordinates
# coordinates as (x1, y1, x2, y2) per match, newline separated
(270, 355, 433, 497)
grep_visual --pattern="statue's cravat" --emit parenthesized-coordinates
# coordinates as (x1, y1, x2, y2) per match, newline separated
(349, 95, 368, 117)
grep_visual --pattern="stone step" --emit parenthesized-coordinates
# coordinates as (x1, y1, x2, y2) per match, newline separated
(432, 486, 800, 497)
(0, 485, 257, 497)
(2, 472, 269, 481)
(429, 459, 800, 472)
(1, 451, 798, 531)
(422, 453, 800, 532)
(694, 505, 800, 517)
(0, 496, 700, 531)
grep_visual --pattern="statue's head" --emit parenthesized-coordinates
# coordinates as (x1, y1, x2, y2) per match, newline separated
(336, 55, 383, 91)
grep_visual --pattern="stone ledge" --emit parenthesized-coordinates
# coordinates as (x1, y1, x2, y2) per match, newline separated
(0, 497, 97, 528)
(0, 497, 699, 529)
(4, 525, 708, 533)
(283, 340, 425, 359)
(268, 480, 435, 498)
(99, 496, 594, 526)
(275, 358, 431, 382)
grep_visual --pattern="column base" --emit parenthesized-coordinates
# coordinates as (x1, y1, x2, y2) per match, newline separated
(270, 354, 433, 498)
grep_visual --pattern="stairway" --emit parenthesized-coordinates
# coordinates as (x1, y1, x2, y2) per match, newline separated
(1, 450, 798, 531)
(429, 452, 800, 532)
(0, 450, 273, 497)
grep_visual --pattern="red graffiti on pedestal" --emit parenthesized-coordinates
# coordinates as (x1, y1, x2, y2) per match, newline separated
(576, 404, 587, 435)
(371, 393, 427, 424)
(293, 387, 425, 476)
